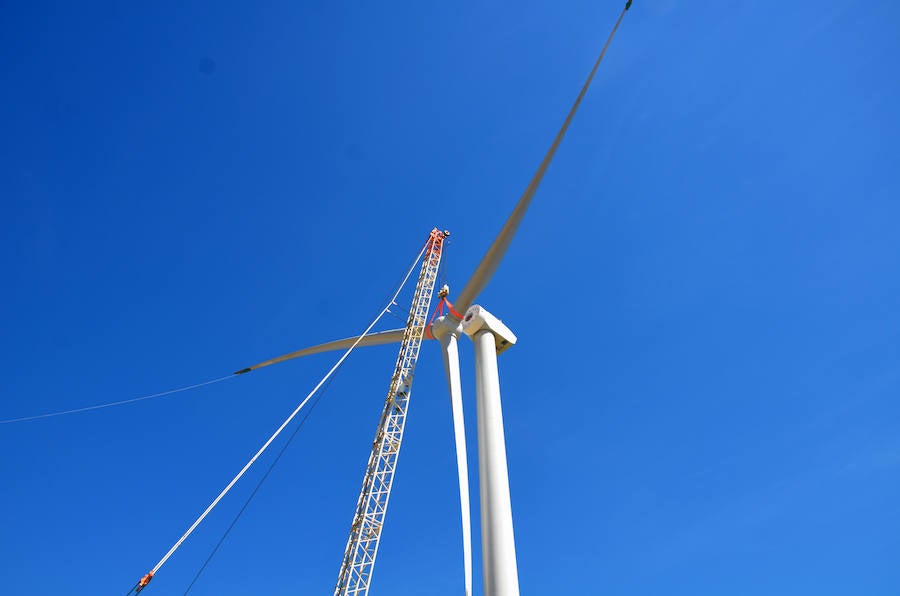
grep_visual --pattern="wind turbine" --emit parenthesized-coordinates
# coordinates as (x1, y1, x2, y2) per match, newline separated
(235, 5, 633, 594)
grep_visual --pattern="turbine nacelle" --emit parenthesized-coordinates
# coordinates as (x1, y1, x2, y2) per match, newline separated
(461, 305, 517, 355)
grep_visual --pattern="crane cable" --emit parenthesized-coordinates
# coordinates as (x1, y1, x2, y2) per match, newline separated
(2, 236, 435, 427)
(128, 239, 430, 594)
(183, 364, 336, 594)
(0, 375, 236, 425)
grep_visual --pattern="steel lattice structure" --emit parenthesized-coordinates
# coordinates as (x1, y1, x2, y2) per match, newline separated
(334, 229, 448, 596)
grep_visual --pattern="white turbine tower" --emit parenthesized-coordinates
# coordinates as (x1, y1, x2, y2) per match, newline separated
(235, 5, 634, 594)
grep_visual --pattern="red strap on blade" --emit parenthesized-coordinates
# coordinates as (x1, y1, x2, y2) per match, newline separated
(425, 298, 447, 339)
(444, 299, 465, 320)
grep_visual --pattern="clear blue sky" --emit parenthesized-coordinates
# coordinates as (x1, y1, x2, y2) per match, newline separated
(2, 1, 899, 594)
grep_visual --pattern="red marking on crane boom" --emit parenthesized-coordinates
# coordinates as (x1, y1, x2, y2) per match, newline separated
(135, 571, 153, 593)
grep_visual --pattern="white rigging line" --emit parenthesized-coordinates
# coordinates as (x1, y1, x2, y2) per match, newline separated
(0, 375, 236, 425)
(142, 239, 430, 583)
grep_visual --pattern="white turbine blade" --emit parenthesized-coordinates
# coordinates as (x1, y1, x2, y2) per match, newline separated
(438, 329, 473, 596)
(454, 10, 626, 313)
(234, 328, 410, 374)
(452, 183, 533, 315)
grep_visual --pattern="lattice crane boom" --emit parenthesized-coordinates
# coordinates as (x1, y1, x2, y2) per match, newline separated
(334, 228, 448, 596)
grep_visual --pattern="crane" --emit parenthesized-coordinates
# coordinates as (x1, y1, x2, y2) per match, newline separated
(334, 228, 448, 595)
